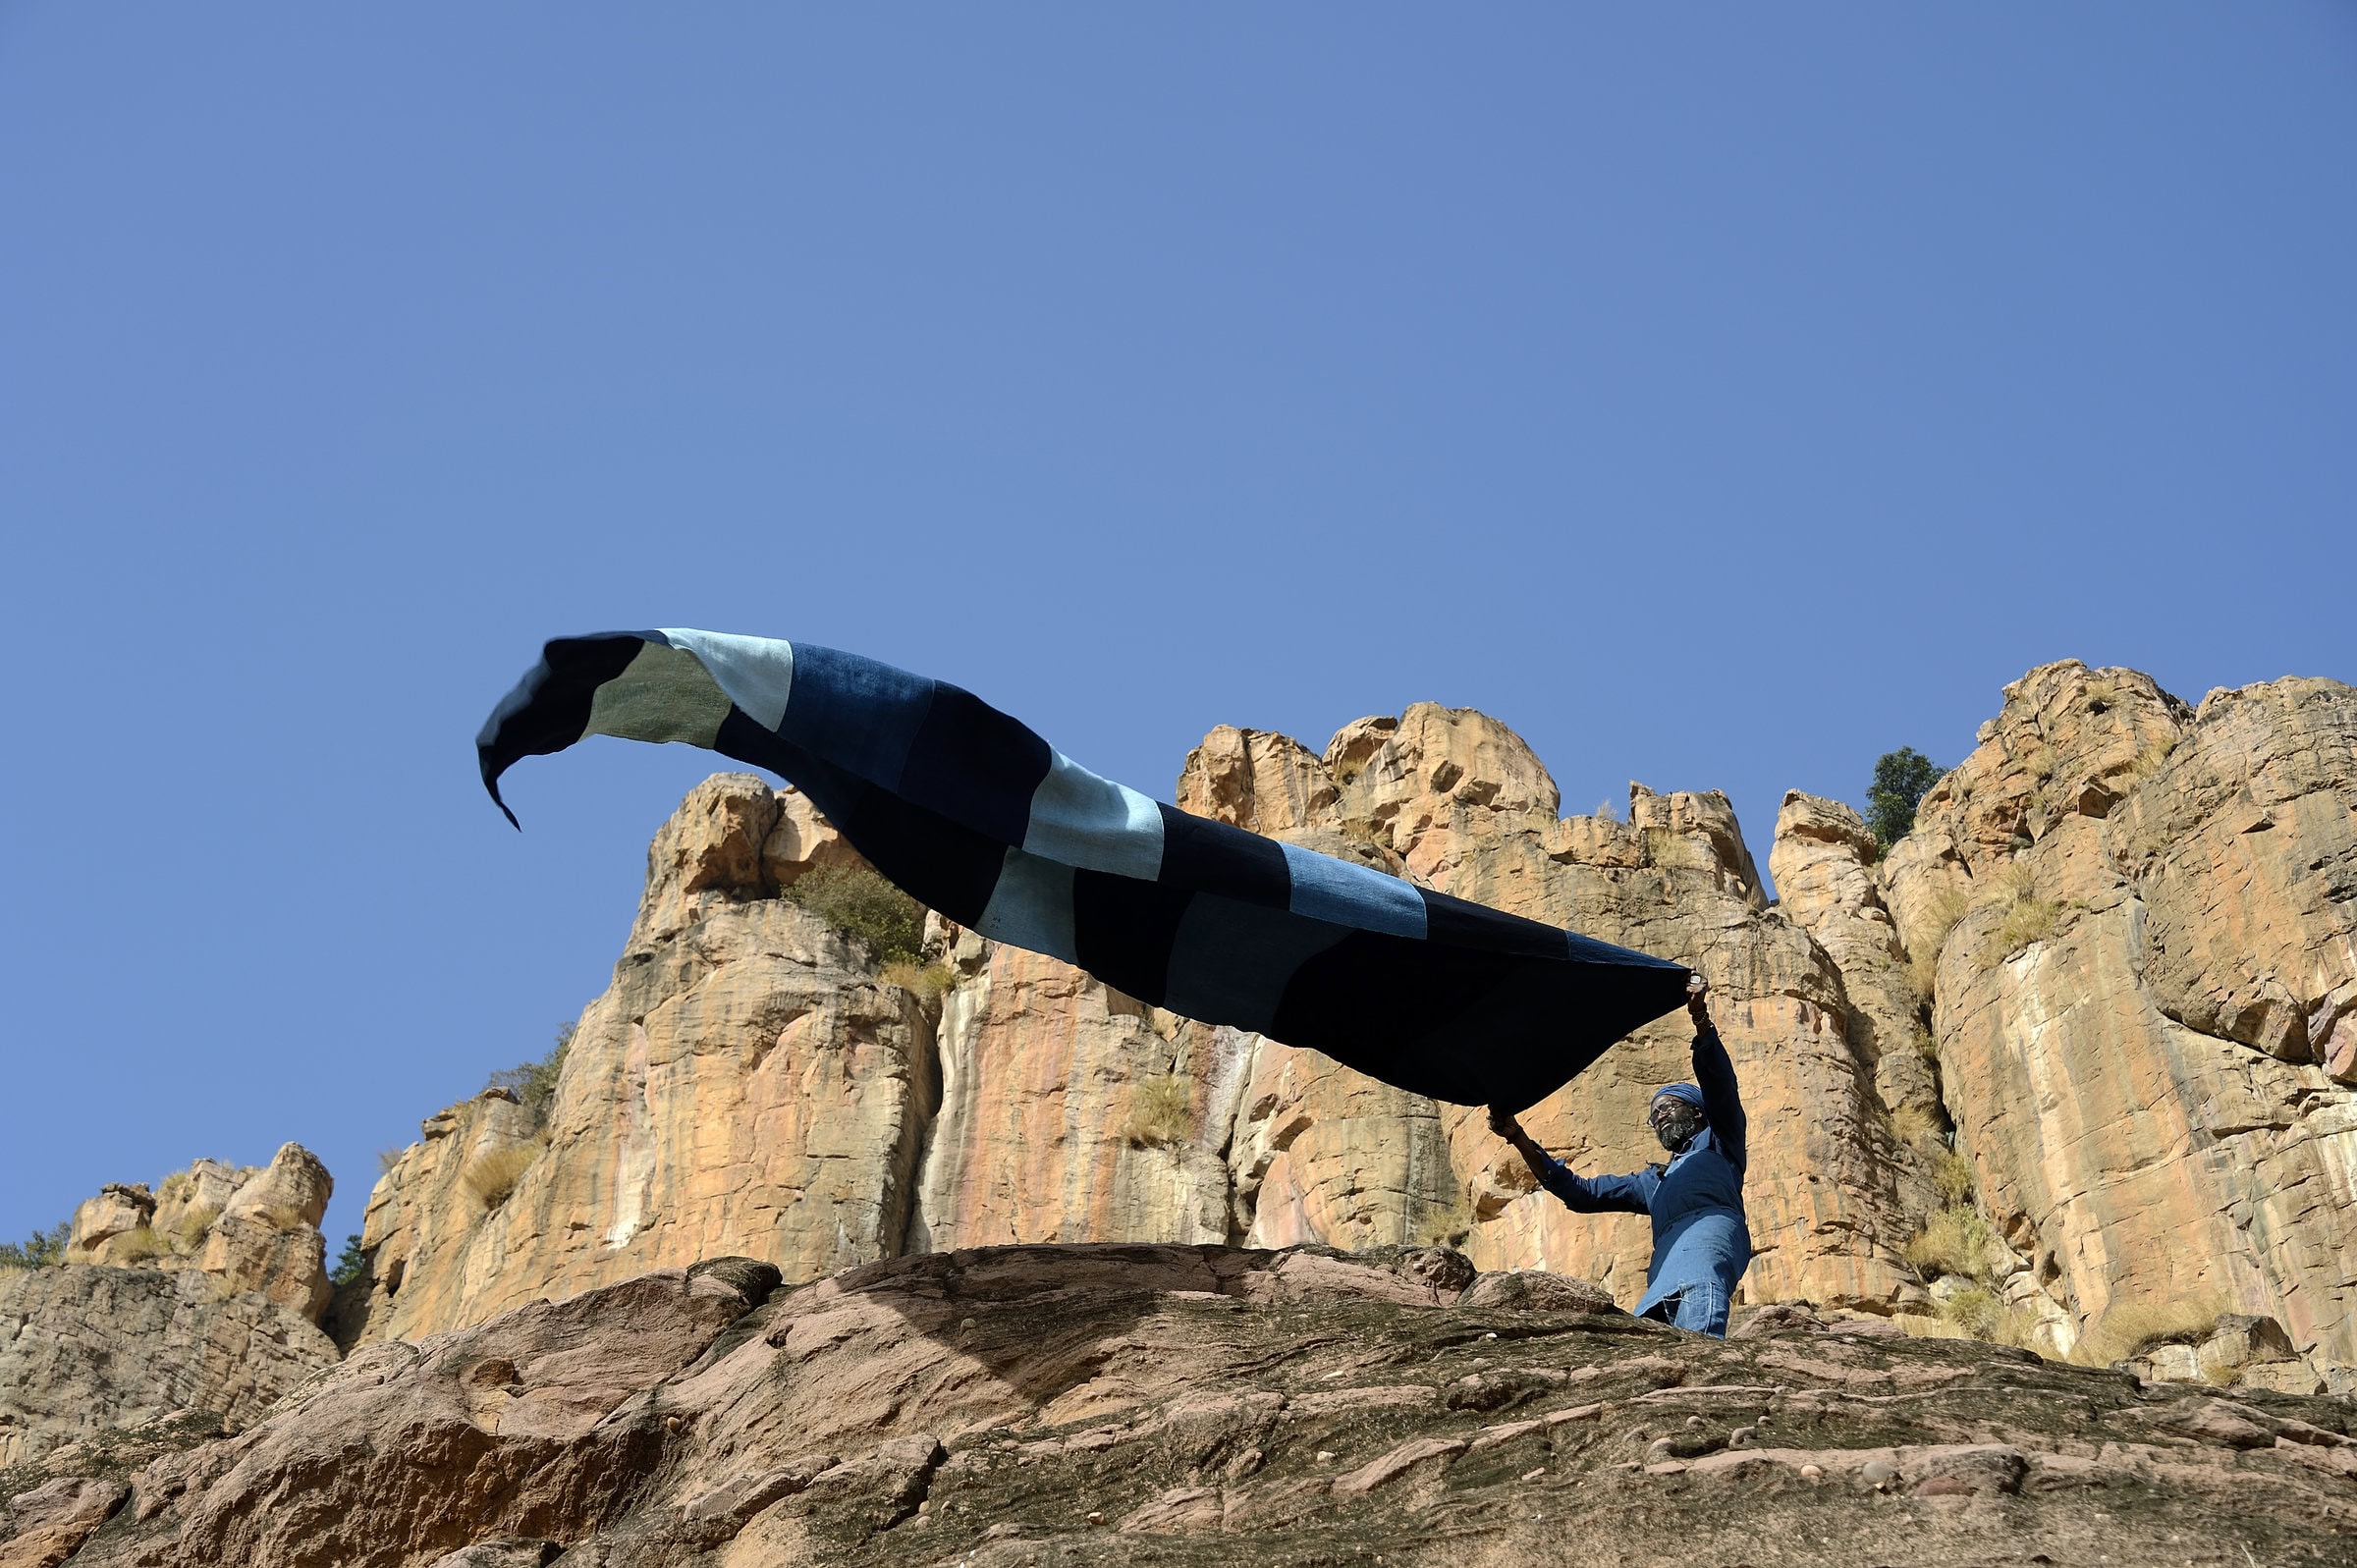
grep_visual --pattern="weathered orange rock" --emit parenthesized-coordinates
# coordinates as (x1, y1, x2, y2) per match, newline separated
(340, 775, 938, 1346)
(347, 662, 2357, 1378)
(1885, 662, 2357, 1364)
(909, 934, 1242, 1251)
(1186, 709, 1920, 1311)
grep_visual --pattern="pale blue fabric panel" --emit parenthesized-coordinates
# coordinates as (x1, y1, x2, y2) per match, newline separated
(1281, 840, 1428, 940)
(1023, 751, 1167, 880)
(973, 847, 1079, 965)
(660, 628, 796, 730)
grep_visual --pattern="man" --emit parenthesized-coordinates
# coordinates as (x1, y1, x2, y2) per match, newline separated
(1487, 975, 1749, 1336)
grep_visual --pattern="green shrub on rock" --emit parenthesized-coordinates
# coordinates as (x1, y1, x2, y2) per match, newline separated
(1866, 747, 1944, 852)
(0, 1221, 72, 1271)
(783, 864, 928, 965)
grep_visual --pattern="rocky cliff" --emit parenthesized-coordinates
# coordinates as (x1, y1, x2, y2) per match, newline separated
(8, 657, 2356, 1560)
(0, 1147, 339, 1467)
(319, 663, 2357, 1395)
(12, 1246, 2357, 1568)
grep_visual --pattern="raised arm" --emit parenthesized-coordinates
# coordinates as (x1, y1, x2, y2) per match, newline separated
(1686, 976, 1746, 1170)
(1486, 1108, 1652, 1214)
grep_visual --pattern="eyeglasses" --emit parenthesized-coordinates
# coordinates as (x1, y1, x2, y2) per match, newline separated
(1648, 1101, 1695, 1128)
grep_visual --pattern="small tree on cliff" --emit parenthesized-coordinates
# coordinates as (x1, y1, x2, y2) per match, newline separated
(486, 1022, 574, 1130)
(0, 1221, 71, 1271)
(1867, 747, 1943, 853)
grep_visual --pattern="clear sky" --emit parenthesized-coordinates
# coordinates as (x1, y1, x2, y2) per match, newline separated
(4, 7, 2352, 1251)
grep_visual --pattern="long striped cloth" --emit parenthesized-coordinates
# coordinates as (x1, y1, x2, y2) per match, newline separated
(478, 629, 1689, 1112)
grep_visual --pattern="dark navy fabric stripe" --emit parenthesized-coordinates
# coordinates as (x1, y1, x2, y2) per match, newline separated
(777, 643, 936, 787)
(1069, 870, 1193, 1005)
(1420, 886, 1577, 958)
(899, 682, 1053, 848)
(476, 632, 654, 826)
(1566, 931, 1684, 970)
(1153, 805, 1291, 908)
(715, 710, 1007, 925)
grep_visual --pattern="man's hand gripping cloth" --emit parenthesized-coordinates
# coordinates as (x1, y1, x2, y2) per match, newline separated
(477, 630, 1691, 1113)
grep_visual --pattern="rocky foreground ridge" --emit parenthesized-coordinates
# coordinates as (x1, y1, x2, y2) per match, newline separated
(5, 657, 2356, 1564)
(10, 1243, 2357, 1568)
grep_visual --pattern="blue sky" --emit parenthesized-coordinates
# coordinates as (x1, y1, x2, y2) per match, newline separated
(4, 6, 2352, 1250)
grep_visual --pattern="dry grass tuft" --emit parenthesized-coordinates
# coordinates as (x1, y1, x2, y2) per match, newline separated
(1123, 1073, 1193, 1149)
(1971, 859, 2062, 969)
(1933, 1152, 1976, 1207)
(1890, 1104, 1942, 1149)
(1412, 1201, 1473, 1250)
(1904, 1206, 1993, 1282)
(169, 1203, 220, 1254)
(2127, 734, 2179, 784)
(1904, 890, 1971, 1001)
(112, 1226, 164, 1265)
(462, 1139, 548, 1213)
(2069, 1295, 2225, 1367)
(880, 958, 958, 1003)
(1978, 896, 2062, 968)
(1910, 1285, 2043, 1348)
(2082, 677, 2120, 712)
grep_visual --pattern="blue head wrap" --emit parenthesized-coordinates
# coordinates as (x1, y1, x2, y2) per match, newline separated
(1651, 1083, 1705, 1110)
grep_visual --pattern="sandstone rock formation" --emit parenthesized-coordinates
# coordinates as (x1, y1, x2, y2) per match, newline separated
(340, 775, 939, 1346)
(1179, 707, 1922, 1311)
(1878, 663, 2357, 1368)
(21, 1247, 2357, 1567)
(341, 664, 2357, 1395)
(0, 1148, 339, 1468)
(354, 710, 1938, 1346)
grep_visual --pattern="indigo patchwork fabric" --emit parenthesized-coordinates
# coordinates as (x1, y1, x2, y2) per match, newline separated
(478, 629, 1690, 1112)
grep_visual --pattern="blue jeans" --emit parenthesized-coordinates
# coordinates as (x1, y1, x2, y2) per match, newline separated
(1643, 1280, 1730, 1337)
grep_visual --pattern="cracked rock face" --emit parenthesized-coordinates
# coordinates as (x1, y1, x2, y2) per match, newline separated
(21, 1248, 2357, 1568)
(0, 1146, 340, 1468)
(340, 775, 941, 1347)
(1882, 663, 2357, 1364)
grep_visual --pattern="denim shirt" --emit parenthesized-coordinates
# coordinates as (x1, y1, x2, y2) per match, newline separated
(1527, 1025, 1752, 1318)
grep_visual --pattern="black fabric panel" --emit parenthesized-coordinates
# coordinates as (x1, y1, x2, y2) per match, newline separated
(897, 682, 1053, 848)
(1154, 805, 1292, 908)
(1070, 870, 1195, 1005)
(716, 713, 1007, 926)
(1424, 956, 1692, 1112)
(1161, 893, 1350, 1036)
(1419, 886, 1580, 958)
(1268, 932, 1529, 1103)
(476, 632, 655, 826)
(1268, 934, 1691, 1109)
